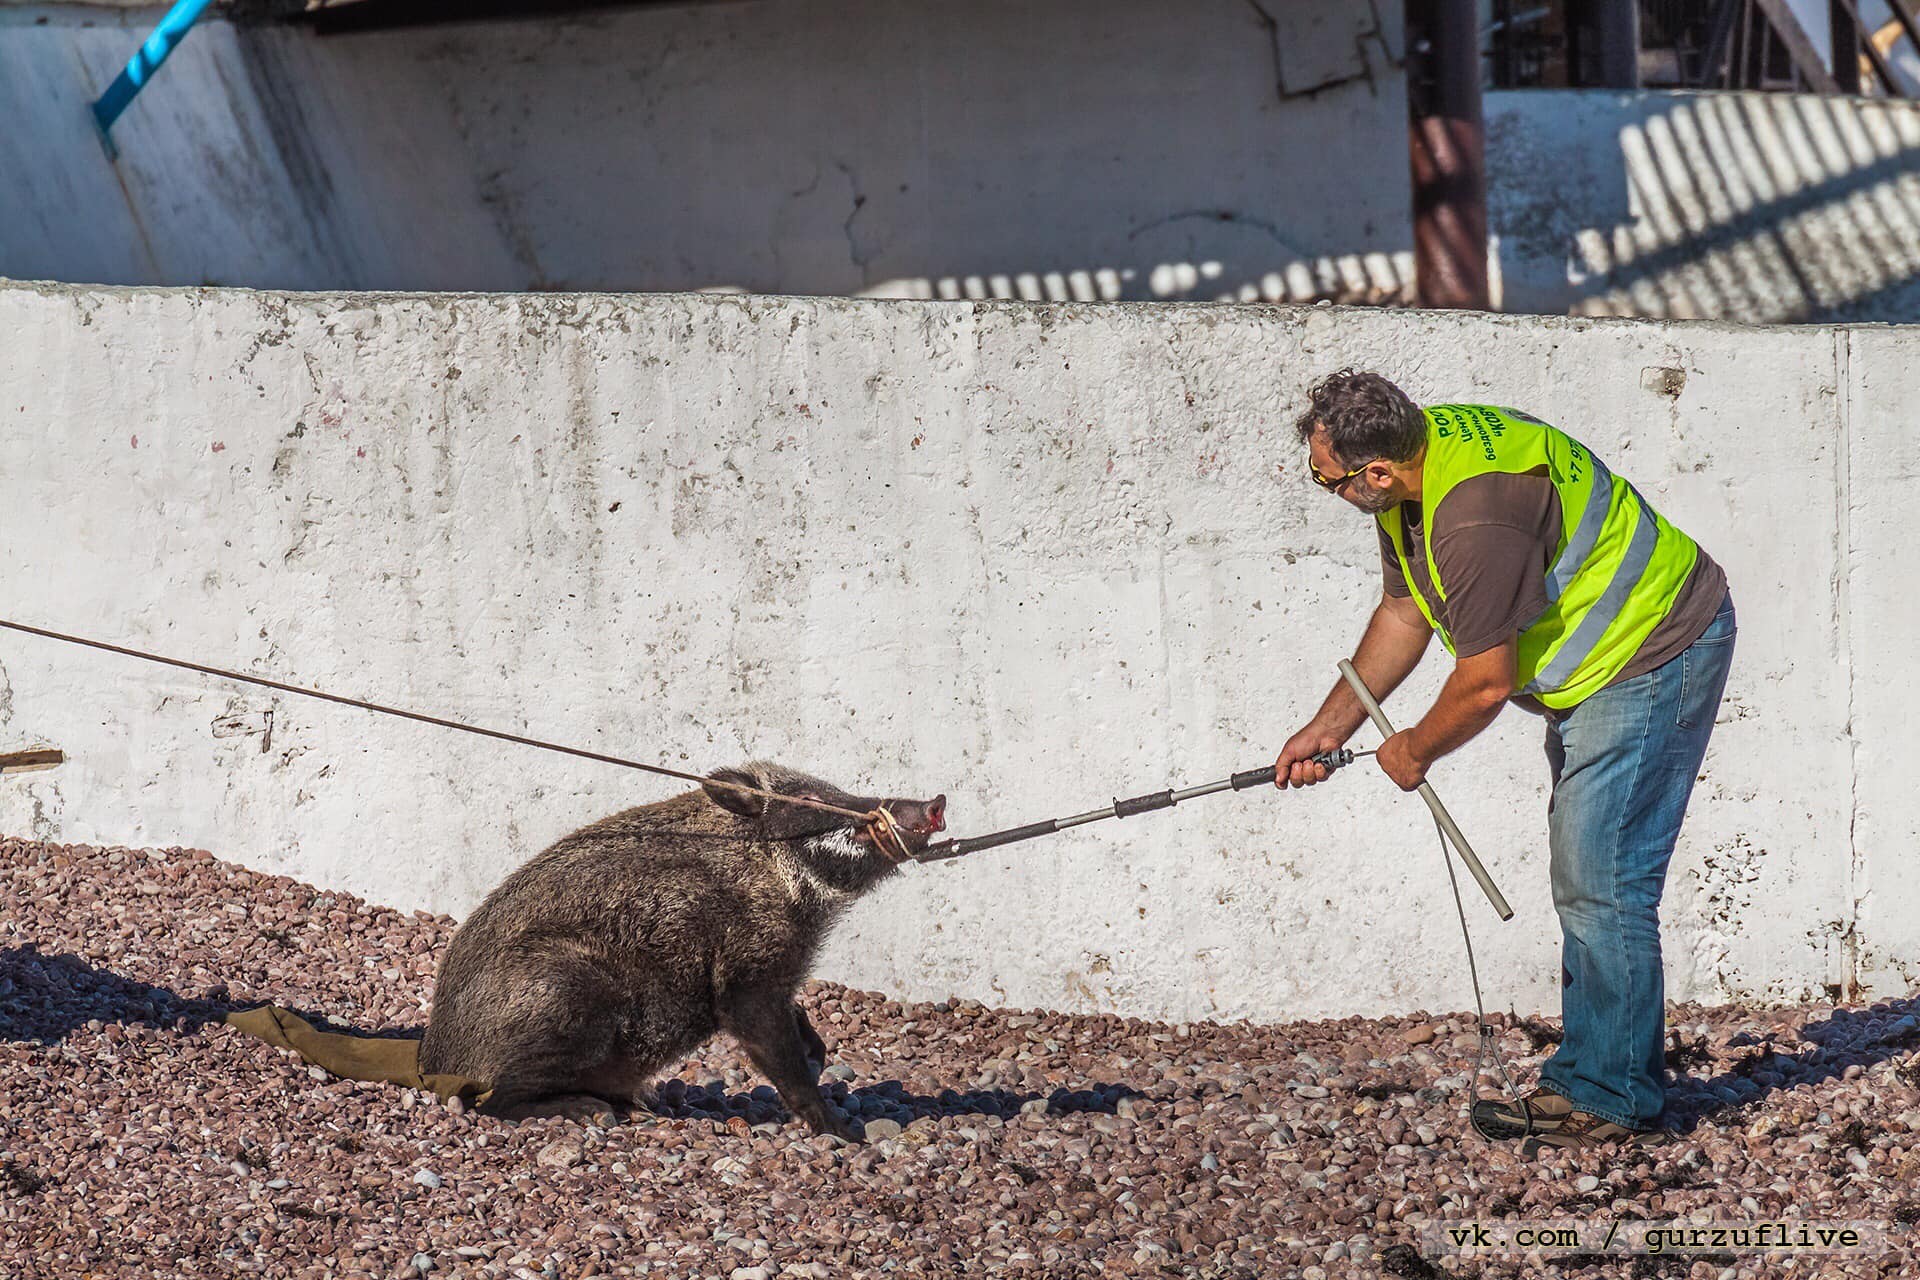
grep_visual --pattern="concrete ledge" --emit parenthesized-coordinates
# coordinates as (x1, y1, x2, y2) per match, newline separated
(0, 282, 1908, 1021)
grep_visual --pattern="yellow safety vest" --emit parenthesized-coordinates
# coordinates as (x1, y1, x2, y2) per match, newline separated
(1378, 404, 1701, 709)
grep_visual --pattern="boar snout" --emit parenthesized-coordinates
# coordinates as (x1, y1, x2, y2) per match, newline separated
(891, 795, 946, 834)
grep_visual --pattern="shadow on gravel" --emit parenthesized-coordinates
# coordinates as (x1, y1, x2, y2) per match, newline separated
(645, 1078, 1145, 1130)
(1662, 996, 1920, 1132)
(0, 945, 238, 1044)
(0, 946, 1140, 1131)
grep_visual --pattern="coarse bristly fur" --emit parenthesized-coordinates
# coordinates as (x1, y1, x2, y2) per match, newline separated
(419, 761, 946, 1138)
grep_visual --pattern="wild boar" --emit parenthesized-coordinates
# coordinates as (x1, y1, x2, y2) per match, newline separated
(420, 762, 946, 1138)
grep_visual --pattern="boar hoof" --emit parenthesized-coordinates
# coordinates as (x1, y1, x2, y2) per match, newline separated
(814, 1113, 861, 1143)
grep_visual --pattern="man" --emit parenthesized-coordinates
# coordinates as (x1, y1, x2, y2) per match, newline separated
(1276, 370, 1735, 1155)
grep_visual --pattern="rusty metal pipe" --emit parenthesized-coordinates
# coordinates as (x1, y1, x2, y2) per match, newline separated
(1406, 0, 1489, 310)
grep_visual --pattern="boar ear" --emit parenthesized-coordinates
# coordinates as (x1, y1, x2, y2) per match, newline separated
(702, 766, 765, 818)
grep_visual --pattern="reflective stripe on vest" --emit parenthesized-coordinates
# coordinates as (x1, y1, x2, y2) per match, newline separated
(1543, 452, 1613, 606)
(1522, 480, 1660, 695)
(1378, 405, 1700, 710)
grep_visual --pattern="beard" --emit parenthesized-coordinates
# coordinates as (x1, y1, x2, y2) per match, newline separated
(1343, 484, 1401, 515)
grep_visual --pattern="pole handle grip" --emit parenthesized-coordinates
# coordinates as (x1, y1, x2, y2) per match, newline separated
(1231, 749, 1355, 792)
(1113, 789, 1175, 818)
(1336, 659, 1514, 921)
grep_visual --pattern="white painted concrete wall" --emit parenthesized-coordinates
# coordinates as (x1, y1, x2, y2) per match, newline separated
(1, 282, 1911, 1023)
(0, 0, 1411, 304)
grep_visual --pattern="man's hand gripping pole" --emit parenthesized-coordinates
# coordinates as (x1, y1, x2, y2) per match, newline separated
(1338, 659, 1514, 921)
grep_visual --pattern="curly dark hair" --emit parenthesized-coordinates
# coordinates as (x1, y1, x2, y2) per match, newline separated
(1294, 369, 1426, 465)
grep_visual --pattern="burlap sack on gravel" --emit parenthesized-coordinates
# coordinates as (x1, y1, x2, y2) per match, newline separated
(226, 1005, 491, 1104)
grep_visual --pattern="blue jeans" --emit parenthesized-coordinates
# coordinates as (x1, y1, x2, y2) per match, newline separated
(1535, 593, 1736, 1130)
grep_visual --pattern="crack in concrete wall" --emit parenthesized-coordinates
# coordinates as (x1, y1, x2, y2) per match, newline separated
(835, 160, 875, 284)
(1127, 210, 1307, 255)
(1243, 0, 1399, 101)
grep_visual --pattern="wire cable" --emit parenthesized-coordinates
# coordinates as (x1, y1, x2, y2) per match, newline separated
(0, 617, 877, 824)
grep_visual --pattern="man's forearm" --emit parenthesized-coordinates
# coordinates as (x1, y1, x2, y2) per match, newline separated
(1404, 640, 1518, 767)
(1405, 673, 1506, 764)
(1309, 596, 1431, 738)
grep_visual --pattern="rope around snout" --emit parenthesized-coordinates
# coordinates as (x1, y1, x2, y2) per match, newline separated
(863, 804, 914, 864)
(0, 618, 897, 833)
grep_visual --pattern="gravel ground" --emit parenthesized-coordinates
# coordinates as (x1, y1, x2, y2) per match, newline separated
(2, 836, 1916, 1279)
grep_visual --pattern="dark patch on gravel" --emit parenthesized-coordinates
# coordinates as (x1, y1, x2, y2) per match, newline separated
(4, 836, 1919, 1279)
(1, 1160, 45, 1197)
(1512, 1016, 1563, 1052)
(1354, 1080, 1420, 1101)
(1377, 1241, 1448, 1276)
(1662, 1030, 1716, 1071)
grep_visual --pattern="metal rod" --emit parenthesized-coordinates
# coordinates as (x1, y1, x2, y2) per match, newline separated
(1337, 660, 1513, 921)
(1833, 0, 1904, 95)
(1588, 0, 1642, 88)
(1058, 807, 1114, 829)
(915, 750, 1369, 863)
(91, 0, 216, 152)
(1697, 0, 1743, 87)
(1751, 0, 1844, 93)
(1832, 0, 1865, 94)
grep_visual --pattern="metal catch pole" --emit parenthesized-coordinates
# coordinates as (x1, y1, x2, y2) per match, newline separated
(914, 749, 1368, 862)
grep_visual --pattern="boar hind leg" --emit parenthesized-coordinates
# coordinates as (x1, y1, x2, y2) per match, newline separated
(477, 1055, 627, 1124)
(574, 1055, 668, 1113)
(792, 1005, 829, 1080)
(467, 976, 629, 1124)
(487, 1093, 623, 1125)
(485, 1039, 662, 1123)
(720, 990, 855, 1140)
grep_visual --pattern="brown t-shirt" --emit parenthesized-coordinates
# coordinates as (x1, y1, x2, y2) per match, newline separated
(1377, 470, 1728, 712)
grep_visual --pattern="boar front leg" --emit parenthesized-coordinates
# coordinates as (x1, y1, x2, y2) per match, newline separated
(720, 988, 856, 1140)
(792, 1005, 829, 1080)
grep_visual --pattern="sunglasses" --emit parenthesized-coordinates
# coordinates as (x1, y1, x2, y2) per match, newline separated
(1308, 456, 1380, 492)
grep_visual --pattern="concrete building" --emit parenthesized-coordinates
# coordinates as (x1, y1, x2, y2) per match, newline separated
(6, 1, 1920, 320)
